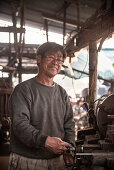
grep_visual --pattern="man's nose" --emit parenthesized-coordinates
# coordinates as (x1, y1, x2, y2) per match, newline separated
(52, 58, 58, 64)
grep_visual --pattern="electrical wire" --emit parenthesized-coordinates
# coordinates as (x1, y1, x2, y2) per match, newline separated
(71, 51, 89, 100)
(78, 51, 89, 79)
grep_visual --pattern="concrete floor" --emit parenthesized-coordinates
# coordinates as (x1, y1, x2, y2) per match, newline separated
(0, 156, 9, 170)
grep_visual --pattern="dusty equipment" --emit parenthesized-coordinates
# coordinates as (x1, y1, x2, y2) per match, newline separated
(0, 88, 12, 157)
(0, 88, 11, 143)
(65, 94, 114, 170)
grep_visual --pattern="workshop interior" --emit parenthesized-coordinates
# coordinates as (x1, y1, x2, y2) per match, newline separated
(0, 0, 114, 169)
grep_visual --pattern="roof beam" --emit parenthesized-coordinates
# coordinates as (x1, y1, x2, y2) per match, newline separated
(0, 26, 25, 33)
(65, 6, 114, 53)
(42, 13, 83, 28)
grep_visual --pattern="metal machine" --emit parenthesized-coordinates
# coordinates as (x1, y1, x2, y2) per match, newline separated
(0, 88, 11, 144)
(0, 77, 12, 144)
(66, 94, 114, 170)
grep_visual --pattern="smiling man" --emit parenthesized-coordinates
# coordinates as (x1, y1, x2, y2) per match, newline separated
(8, 42, 75, 170)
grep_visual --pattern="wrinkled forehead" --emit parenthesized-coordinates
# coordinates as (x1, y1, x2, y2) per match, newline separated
(45, 50, 63, 58)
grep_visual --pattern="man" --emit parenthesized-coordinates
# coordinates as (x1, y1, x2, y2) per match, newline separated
(8, 42, 75, 170)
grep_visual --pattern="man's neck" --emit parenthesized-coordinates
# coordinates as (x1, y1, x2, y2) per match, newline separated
(36, 74, 54, 86)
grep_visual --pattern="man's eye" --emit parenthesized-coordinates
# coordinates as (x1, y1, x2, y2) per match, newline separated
(50, 57, 54, 59)
(57, 59, 61, 62)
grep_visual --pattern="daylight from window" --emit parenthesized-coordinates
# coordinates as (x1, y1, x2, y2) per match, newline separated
(0, 20, 63, 44)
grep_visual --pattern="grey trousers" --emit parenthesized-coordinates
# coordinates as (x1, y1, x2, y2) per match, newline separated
(8, 153, 65, 170)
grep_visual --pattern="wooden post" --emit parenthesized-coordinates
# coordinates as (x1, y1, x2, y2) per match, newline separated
(89, 41, 98, 109)
(18, 0, 25, 83)
(8, 33, 12, 88)
(76, 0, 80, 32)
(63, 1, 67, 45)
(44, 19, 48, 42)
(111, 80, 114, 93)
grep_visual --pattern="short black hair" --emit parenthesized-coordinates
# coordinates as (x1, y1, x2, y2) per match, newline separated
(36, 42, 66, 60)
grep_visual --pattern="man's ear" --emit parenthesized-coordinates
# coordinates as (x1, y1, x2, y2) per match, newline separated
(37, 55, 42, 65)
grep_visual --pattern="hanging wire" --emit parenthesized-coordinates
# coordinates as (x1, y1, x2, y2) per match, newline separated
(77, 51, 89, 79)
(70, 51, 89, 100)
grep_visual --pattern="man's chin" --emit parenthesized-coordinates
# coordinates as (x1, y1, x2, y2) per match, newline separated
(48, 73, 57, 78)
(47, 71, 58, 78)
(49, 69, 59, 75)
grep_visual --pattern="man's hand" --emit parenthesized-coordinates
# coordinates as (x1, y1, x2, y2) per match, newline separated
(45, 136, 72, 154)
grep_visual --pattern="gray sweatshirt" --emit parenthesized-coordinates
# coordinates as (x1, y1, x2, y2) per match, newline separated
(9, 77, 75, 159)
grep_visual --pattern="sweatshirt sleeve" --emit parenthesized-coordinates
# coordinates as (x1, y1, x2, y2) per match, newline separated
(9, 84, 48, 148)
(64, 94, 76, 147)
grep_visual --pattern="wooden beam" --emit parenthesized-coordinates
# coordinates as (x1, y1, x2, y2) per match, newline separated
(0, 27, 25, 33)
(42, 13, 83, 28)
(66, 7, 114, 54)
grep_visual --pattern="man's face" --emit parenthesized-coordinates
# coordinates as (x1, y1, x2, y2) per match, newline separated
(38, 50, 64, 78)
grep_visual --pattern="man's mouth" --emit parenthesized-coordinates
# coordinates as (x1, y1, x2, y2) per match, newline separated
(49, 66, 58, 70)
